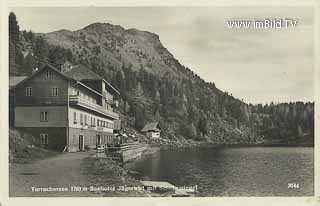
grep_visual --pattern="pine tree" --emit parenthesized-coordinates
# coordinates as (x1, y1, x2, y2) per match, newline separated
(34, 36, 49, 66)
(9, 41, 17, 75)
(154, 90, 161, 117)
(134, 107, 145, 130)
(9, 12, 19, 44)
(9, 12, 20, 74)
(113, 70, 128, 113)
(198, 116, 208, 136)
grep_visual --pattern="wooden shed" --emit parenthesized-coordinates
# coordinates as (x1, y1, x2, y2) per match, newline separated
(141, 122, 161, 138)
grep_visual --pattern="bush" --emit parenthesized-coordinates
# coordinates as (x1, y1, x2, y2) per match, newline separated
(180, 122, 197, 139)
(9, 129, 35, 153)
(9, 129, 57, 163)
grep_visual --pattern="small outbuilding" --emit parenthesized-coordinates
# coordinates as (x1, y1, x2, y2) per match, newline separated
(141, 122, 161, 138)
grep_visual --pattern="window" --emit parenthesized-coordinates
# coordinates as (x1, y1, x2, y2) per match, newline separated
(40, 111, 48, 122)
(73, 112, 77, 124)
(93, 118, 96, 126)
(25, 87, 32, 96)
(80, 114, 83, 125)
(40, 134, 49, 145)
(51, 87, 59, 96)
(46, 70, 53, 79)
(84, 115, 88, 125)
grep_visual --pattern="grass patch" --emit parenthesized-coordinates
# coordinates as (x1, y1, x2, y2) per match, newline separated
(9, 129, 59, 163)
(81, 156, 149, 197)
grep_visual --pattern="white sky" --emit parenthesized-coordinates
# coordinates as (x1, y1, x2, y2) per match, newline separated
(10, 7, 314, 104)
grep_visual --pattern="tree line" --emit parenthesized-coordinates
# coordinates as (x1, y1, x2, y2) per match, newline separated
(9, 12, 314, 145)
(9, 12, 74, 76)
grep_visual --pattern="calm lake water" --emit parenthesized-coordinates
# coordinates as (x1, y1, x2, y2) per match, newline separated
(127, 146, 314, 196)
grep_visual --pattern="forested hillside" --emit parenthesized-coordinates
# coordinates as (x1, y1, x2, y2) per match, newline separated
(9, 12, 314, 145)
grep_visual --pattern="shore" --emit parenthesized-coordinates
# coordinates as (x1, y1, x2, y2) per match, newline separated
(81, 156, 150, 197)
(157, 138, 314, 149)
(9, 151, 102, 197)
(10, 141, 313, 197)
(9, 142, 163, 197)
(80, 145, 163, 197)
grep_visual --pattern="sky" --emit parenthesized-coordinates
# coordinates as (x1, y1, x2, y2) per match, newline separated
(10, 7, 314, 104)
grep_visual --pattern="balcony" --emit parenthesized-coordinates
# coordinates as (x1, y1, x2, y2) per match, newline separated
(16, 97, 67, 106)
(114, 120, 121, 130)
(69, 95, 119, 120)
(106, 99, 119, 108)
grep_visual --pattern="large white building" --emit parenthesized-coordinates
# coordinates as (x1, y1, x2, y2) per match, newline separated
(10, 63, 120, 152)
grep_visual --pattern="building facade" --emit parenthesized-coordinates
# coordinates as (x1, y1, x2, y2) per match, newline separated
(141, 122, 161, 139)
(12, 64, 120, 152)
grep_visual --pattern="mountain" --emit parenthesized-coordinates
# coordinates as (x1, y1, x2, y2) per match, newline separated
(43, 23, 190, 79)
(9, 16, 314, 145)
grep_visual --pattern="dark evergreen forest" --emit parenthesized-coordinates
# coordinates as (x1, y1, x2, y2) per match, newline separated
(9, 12, 314, 145)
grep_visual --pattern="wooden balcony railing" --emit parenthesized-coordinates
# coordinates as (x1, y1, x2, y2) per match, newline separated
(69, 95, 119, 120)
(15, 97, 67, 106)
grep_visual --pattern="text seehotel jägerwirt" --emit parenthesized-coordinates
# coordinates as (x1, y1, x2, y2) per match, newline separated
(31, 185, 198, 192)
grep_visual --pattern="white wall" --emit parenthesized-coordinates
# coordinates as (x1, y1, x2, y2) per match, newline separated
(15, 105, 115, 134)
(150, 131, 160, 138)
(69, 106, 114, 133)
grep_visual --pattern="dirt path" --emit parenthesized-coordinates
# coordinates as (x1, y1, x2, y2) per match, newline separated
(9, 151, 102, 197)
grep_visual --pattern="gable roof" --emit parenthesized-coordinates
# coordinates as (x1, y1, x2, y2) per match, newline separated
(63, 64, 103, 81)
(141, 122, 161, 132)
(11, 63, 119, 96)
(12, 64, 73, 90)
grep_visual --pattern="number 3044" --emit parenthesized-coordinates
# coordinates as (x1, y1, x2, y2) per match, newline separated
(288, 183, 299, 189)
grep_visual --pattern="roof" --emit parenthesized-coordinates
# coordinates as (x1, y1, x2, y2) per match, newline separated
(141, 122, 161, 132)
(76, 81, 102, 97)
(12, 63, 119, 95)
(63, 64, 103, 81)
(12, 64, 74, 90)
(9, 76, 28, 89)
(63, 64, 120, 95)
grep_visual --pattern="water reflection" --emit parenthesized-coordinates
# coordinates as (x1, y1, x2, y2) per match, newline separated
(128, 147, 314, 196)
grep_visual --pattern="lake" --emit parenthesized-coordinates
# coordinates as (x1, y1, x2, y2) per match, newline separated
(127, 146, 314, 196)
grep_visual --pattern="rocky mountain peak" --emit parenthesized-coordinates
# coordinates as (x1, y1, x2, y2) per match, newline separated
(43, 21, 188, 79)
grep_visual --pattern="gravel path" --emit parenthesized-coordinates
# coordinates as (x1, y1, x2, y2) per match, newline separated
(9, 151, 102, 197)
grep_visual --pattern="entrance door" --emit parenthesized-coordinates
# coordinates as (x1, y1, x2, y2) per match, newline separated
(96, 135, 101, 148)
(79, 135, 84, 151)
